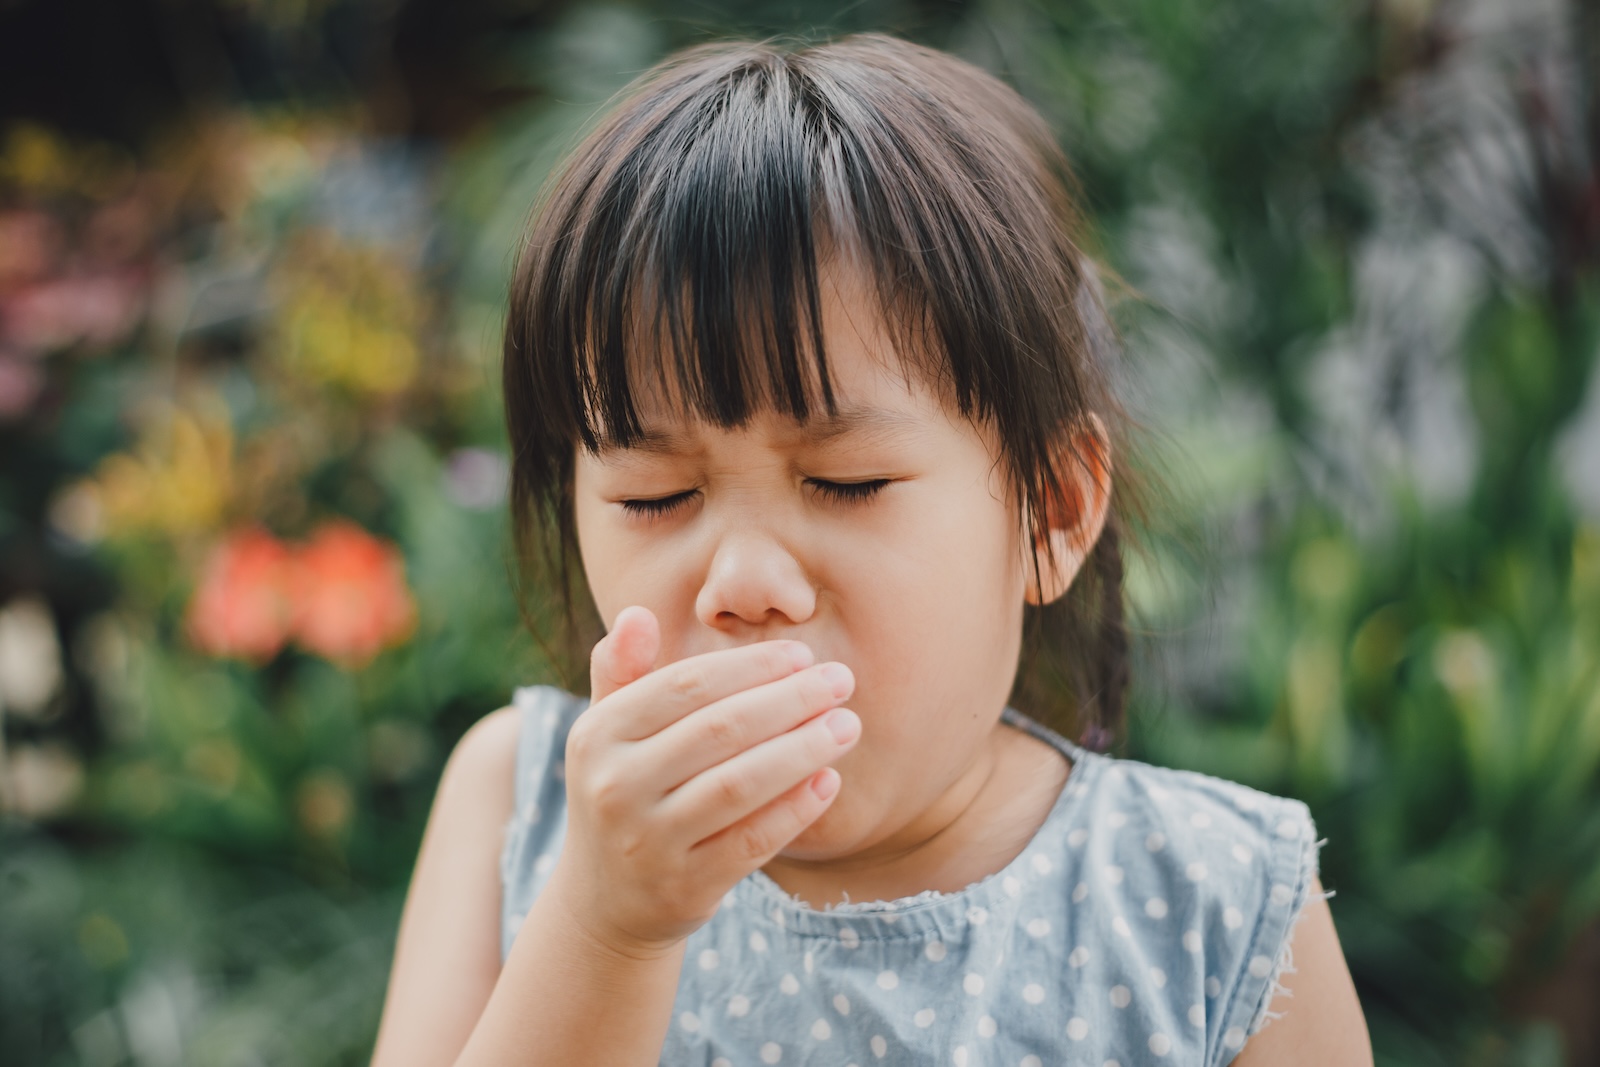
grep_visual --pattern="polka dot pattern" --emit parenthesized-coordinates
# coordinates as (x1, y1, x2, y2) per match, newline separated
(500, 688, 1320, 1067)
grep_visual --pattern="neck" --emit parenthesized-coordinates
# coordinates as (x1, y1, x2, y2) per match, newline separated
(759, 718, 1069, 909)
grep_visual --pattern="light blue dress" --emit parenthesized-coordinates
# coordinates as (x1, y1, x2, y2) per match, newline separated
(500, 686, 1322, 1066)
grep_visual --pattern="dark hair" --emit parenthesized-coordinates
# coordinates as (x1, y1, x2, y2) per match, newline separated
(502, 33, 1140, 748)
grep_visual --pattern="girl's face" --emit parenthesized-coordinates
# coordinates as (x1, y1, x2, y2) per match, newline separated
(572, 273, 1038, 861)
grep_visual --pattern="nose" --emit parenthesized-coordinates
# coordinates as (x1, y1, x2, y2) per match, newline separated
(694, 526, 817, 632)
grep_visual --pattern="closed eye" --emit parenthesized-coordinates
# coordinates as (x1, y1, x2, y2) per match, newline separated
(617, 479, 892, 518)
(808, 478, 891, 504)
(618, 490, 697, 518)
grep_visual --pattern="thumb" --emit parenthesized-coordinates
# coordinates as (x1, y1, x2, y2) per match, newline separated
(590, 605, 660, 705)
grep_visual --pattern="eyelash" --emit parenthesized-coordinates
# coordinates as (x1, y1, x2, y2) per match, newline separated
(619, 479, 892, 518)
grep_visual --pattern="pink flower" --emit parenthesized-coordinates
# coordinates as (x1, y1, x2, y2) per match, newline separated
(288, 520, 417, 668)
(1, 274, 144, 353)
(185, 527, 295, 663)
(0, 210, 61, 290)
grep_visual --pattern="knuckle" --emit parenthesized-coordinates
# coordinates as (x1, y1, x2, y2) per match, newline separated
(702, 711, 745, 752)
(665, 664, 711, 704)
(589, 770, 628, 818)
(617, 829, 646, 859)
(565, 722, 594, 762)
(734, 821, 773, 863)
(714, 769, 753, 810)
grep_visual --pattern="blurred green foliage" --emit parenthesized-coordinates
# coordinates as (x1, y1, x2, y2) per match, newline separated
(1, 1, 1597, 1065)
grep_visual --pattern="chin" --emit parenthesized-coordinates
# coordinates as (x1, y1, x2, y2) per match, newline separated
(774, 790, 862, 861)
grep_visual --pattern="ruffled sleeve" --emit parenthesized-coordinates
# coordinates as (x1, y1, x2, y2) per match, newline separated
(1181, 774, 1323, 1067)
(1083, 758, 1324, 1067)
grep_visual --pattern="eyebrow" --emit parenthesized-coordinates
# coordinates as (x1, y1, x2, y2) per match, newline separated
(592, 406, 924, 456)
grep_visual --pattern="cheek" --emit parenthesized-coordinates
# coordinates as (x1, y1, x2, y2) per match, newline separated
(837, 494, 1025, 700)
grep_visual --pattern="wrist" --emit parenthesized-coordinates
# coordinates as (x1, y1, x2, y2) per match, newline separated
(541, 869, 690, 965)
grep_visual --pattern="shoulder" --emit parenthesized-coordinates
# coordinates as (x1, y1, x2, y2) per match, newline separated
(1065, 753, 1325, 1065)
(426, 701, 525, 842)
(450, 701, 522, 777)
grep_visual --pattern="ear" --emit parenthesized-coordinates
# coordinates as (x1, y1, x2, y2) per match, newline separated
(1022, 413, 1113, 607)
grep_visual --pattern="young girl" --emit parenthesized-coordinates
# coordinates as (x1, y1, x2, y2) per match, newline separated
(370, 34, 1371, 1067)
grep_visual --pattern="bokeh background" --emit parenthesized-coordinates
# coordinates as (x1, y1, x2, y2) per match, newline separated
(1, 0, 1596, 1064)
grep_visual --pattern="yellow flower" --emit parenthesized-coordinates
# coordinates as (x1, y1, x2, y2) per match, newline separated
(274, 235, 423, 395)
(93, 397, 234, 538)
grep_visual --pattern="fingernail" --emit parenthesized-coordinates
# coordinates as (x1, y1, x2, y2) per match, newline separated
(786, 642, 815, 670)
(819, 662, 853, 699)
(811, 768, 840, 800)
(823, 708, 859, 744)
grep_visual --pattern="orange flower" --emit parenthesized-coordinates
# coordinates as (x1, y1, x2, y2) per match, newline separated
(185, 527, 294, 663)
(288, 520, 416, 668)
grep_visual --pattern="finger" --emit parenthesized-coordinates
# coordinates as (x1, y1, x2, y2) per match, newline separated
(658, 704, 860, 847)
(626, 661, 854, 796)
(590, 605, 660, 706)
(689, 766, 843, 883)
(601, 640, 818, 741)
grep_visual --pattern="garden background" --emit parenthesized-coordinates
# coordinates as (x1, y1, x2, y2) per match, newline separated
(1, 0, 1597, 1064)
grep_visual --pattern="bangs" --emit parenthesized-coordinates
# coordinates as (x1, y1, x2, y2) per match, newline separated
(505, 36, 1098, 459)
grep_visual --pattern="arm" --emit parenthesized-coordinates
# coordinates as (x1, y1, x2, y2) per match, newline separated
(368, 704, 687, 1067)
(1230, 880, 1372, 1067)
(368, 705, 516, 1067)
